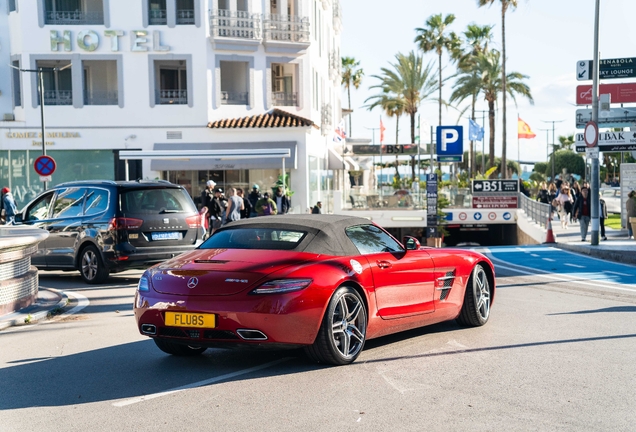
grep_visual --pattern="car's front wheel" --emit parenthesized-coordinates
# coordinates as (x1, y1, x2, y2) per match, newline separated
(154, 338, 207, 356)
(305, 286, 367, 365)
(456, 264, 491, 327)
(79, 245, 109, 284)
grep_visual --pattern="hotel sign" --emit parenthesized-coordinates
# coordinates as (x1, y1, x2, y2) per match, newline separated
(50, 30, 170, 52)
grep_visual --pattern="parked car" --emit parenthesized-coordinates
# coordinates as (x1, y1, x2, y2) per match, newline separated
(134, 214, 495, 365)
(15, 180, 203, 284)
(600, 187, 621, 214)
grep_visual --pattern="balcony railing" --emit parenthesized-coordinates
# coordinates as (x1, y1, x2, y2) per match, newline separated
(84, 91, 118, 106)
(272, 92, 298, 107)
(176, 9, 195, 25)
(43, 90, 73, 106)
(321, 103, 333, 132)
(156, 89, 188, 105)
(263, 14, 310, 44)
(333, 0, 342, 32)
(221, 91, 249, 105)
(149, 9, 167, 25)
(329, 50, 340, 82)
(45, 10, 104, 25)
(210, 9, 261, 39)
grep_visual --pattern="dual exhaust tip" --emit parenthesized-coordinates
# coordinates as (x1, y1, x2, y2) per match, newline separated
(141, 324, 267, 341)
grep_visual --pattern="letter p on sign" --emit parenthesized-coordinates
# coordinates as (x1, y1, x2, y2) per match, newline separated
(436, 126, 464, 156)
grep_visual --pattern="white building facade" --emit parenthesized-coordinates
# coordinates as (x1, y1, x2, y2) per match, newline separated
(0, 0, 344, 212)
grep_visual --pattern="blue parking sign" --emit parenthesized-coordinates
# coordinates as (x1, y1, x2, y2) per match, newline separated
(436, 126, 464, 156)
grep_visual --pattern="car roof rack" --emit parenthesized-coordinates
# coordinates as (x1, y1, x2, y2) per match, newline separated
(56, 180, 118, 187)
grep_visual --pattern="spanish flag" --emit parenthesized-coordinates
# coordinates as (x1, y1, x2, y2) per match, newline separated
(518, 117, 536, 139)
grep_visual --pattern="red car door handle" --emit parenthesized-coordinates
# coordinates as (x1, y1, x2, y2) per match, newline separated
(376, 260, 392, 269)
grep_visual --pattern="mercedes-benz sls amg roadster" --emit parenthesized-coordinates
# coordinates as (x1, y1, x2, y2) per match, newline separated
(134, 215, 495, 365)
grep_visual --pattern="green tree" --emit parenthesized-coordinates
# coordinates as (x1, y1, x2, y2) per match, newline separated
(414, 13, 462, 128)
(451, 24, 495, 178)
(557, 134, 575, 151)
(533, 161, 548, 175)
(366, 51, 438, 181)
(548, 150, 585, 177)
(472, 50, 533, 174)
(477, 0, 519, 179)
(341, 57, 364, 137)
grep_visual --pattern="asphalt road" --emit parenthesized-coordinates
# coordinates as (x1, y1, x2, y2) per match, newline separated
(1, 247, 636, 432)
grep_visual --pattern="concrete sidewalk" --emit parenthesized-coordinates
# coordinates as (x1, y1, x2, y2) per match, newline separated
(0, 288, 67, 331)
(549, 215, 636, 266)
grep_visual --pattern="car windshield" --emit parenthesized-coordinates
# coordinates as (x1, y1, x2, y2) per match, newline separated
(200, 228, 306, 250)
(121, 188, 196, 214)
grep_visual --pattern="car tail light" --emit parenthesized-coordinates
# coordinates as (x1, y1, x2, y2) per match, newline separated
(108, 217, 144, 231)
(250, 279, 312, 295)
(185, 214, 201, 229)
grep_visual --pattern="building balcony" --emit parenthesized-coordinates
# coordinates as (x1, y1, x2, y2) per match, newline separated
(43, 90, 73, 106)
(329, 50, 340, 82)
(321, 103, 333, 134)
(209, 9, 261, 51)
(321, 0, 331, 9)
(156, 89, 187, 105)
(149, 9, 167, 25)
(45, 10, 104, 25)
(263, 14, 310, 52)
(272, 92, 298, 107)
(84, 91, 118, 106)
(333, 0, 342, 34)
(221, 91, 249, 105)
(176, 9, 195, 25)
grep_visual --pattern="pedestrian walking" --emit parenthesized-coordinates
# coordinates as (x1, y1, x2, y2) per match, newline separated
(537, 182, 550, 204)
(201, 180, 216, 236)
(599, 192, 608, 241)
(1, 187, 18, 225)
(255, 192, 277, 216)
(208, 188, 226, 235)
(236, 188, 251, 219)
(247, 184, 262, 218)
(573, 187, 591, 241)
(274, 186, 291, 214)
(225, 188, 244, 224)
(555, 185, 573, 229)
(312, 201, 322, 214)
(627, 190, 636, 240)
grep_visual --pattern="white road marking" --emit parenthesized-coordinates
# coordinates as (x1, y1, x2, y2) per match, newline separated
(564, 263, 585, 269)
(113, 358, 290, 407)
(42, 290, 90, 323)
(606, 271, 633, 277)
(543, 258, 556, 262)
(530, 254, 540, 257)
(486, 254, 636, 293)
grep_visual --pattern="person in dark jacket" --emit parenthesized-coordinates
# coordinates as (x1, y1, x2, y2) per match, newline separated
(274, 186, 291, 214)
(599, 193, 608, 241)
(209, 188, 227, 234)
(312, 201, 322, 214)
(573, 187, 591, 241)
(236, 188, 251, 219)
(247, 184, 262, 217)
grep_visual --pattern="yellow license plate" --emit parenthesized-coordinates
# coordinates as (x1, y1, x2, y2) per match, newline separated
(165, 312, 216, 328)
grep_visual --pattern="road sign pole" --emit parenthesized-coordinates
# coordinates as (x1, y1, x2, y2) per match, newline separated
(38, 68, 48, 191)
(591, 0, 600, 246)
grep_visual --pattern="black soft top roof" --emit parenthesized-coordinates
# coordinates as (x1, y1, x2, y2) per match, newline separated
(215, 214, 375, 256)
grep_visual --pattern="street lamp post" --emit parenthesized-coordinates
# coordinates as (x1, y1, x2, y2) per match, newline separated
(590, 0, 601, 246)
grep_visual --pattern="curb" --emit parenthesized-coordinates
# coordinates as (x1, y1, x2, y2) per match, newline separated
(0, 289, 68, 331)
(554, 243, 636, 266)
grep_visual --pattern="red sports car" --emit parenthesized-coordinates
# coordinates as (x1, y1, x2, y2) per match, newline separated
(134, 215, 495, 365)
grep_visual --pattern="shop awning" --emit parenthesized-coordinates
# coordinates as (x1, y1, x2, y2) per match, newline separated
(327, 148, 360, 171)
(120, 142, 297, 171)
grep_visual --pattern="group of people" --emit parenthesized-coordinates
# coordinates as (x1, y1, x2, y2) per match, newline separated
(0, 187, 18, 225)
(537, 179, 607, 241)
(200, 181, 291, 236)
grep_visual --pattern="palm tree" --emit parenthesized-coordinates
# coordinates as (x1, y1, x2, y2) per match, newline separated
(477, 0, 519, 179)
(341, 57, 364, 137)
(472, 50, 533, 173)
(452, 24, 495, 178)
(366, 51, 438, 181)
(557, 134, 575, 151)
(364, 92, 406, 179)
(414, 14, 462, 128)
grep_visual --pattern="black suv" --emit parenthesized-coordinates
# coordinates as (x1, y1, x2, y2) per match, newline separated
(16, 180, 202, 284)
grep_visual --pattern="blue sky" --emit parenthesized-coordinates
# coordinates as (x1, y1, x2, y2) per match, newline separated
(340, 0, 636, 163)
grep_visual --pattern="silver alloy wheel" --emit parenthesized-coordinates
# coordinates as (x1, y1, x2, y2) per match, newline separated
(330, 292, 366, 359)
(82, 249, 98, 281)
(473, 266, 490, 321)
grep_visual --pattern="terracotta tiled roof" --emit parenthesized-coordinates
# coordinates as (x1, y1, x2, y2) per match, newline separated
(207, 109, 317, 129)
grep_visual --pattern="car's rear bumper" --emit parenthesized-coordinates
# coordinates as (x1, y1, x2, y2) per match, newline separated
(133, 287, 331, 346)
(105, 244, 201, 271)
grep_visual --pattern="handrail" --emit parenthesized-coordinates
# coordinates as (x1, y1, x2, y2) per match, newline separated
(518, 193, 551, 228)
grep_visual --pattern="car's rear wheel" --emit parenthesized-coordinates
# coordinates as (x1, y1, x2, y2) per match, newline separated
(154, 338, 207, 356)
(79, 245, 109, 284)
(305, 286, 367, 365)
(456, 264, 491, 327)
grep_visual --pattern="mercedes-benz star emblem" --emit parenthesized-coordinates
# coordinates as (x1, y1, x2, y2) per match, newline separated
(187, 277, 199, 289)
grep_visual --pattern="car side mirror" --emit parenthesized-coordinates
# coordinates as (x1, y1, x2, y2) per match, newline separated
(14, 213, 23, 224)
(403, 236, 420, 251)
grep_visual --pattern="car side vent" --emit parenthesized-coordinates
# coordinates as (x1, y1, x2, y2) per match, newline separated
(437, 270, 456, 301)
(166, 131, 182, 139)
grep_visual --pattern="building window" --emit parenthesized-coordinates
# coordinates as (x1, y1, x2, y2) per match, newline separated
(220, 61, 249, 105)
(36, 60, 73, 106)
(149, 0, 167, 25)
(12, 61, 21, 108)
(83, 60, 118, 105)
(44, 0, 104, 25)
(9, 0, 17, 12)
(155, 61, 188, 105)
(176, 0, 194, 25)
(271, 63, 298, 107)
